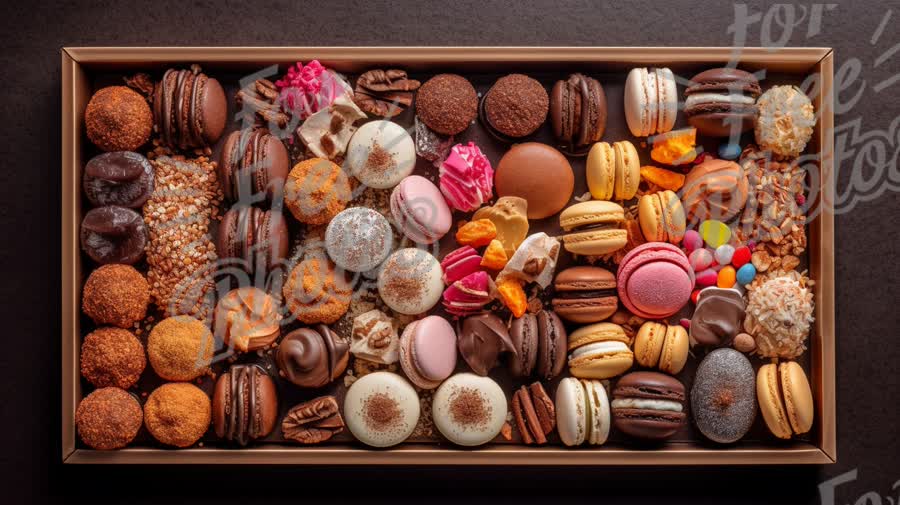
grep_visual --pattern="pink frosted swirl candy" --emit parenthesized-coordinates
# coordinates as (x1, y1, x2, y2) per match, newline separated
(442, 271, 493, 316)
(439, 142, 494, 212)
(275, 60, 347, 120)
(440, 246, 482, 285)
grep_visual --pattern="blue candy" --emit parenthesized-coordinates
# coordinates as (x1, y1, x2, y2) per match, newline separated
(718, 143, 741, 160)
(736, 263, 757, 286)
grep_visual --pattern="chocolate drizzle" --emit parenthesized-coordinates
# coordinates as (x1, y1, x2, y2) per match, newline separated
(224, 364, 265, 446)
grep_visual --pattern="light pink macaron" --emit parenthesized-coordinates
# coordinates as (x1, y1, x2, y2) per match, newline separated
(617, 242, 695, 319)
(390, 175, 452, 245)
(399, 315, 458, 389)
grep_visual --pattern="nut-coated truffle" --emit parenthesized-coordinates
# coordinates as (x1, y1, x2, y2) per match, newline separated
(144, 383, 211, 448)
(80, 327, 146, 389)
(416, 74, 478, 136)
(285, 158, 352, 225)
(84, 86, 152, 152)
(147, 316, 214, 381)
(282, 257, 352, 324)
(75, 387, 143, 450)
(82, 264, 150, 329)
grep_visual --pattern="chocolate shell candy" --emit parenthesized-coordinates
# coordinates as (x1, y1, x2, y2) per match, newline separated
(80, 206, 148, 265)
(213, 364, 279, 446)
(84, 151, 155, 208)
(276, 326, 349, 388)
(458, 313, 515, 376)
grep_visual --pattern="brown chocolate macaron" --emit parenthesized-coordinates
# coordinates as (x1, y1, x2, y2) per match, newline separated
(611, 371, 686, 441)
(84, 86, 153, 152)
(75, 387, 143, 450)
(550, 73, 607, 155)
(511, 382, 556, 445)
(80, 327, 146, 389)
(219, 129, 290, 204)
(509, 310, 567, 380)
(153, 67, 227, 149)
(276, 326, 350, 388)
(415, 74, 478, 136)
(684, 68, 761, 137)
(216, 206, 289, 275)
(212, 364, 278, 446)
(552, 266, 618, 324)
(481, 74, 549, 140)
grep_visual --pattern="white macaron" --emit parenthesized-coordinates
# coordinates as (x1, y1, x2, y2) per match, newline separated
(344, 371, 420, 448)
(555, 377, 611, 447)
(432, 373, 507, 446)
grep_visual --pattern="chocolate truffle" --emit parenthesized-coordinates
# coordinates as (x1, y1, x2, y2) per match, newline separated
(80, 205, 148, 265)
(80, 327, 146, 389)
(691, 348, 757, 444)
(75, 387, 143, 450)
(482, 74, 549, 139)
(82, 264, 149, 328)
(276, 325, 350, 388)
(494, 142, 574, 219)
(83, 151, 154, 208)
(458, 313, 515, 376)
(213, 287, 282, 353)
(415, 74, 478, 136)
(144, 383, 211, 448)
(153, 67, 227, 149)
(284, 158, 352, 225)
(690, 287, 746, 347)
(212, 364, 278, 445)
(282, 257, 352, 324)
(219, 129, 290, 204)
(147, 316, 214, 381)
(550, 74, 607, 154)
(84, 86, 152, 152)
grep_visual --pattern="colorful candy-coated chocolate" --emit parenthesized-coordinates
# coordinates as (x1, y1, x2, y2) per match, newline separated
(691, 289, 701, 304)
(679, 318, 691, 330)
(689, 248, 713, 271)
(736, 263, 756, 286)
(714, 244, 735, 265)
(699, 220, 731, 248)
(696, 269, 718, 286)
(731, 245, 751, 268)
(683, 230, 704, 253)
(717, 265, 736, 288)
(718, 143, 741, 160)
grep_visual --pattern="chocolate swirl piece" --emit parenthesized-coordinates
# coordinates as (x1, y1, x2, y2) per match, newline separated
(282, 395, 345, 444)
(276, 326, 349, 388)
(212, 364, 278, 446)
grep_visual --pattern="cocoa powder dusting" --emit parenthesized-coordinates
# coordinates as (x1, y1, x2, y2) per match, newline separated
(365, 141, 395, 174)
(363, 393, 401, 431)
(449, 388, 490, 428)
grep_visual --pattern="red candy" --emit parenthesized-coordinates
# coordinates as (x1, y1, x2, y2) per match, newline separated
(731, 245, 751, 268)
(691, 289, 701, 304)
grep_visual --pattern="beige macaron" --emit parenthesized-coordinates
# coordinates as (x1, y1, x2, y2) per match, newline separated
(559, 201, 628, 256)
(756, 361, 814, 439)
(555, 377, 610, 447)
(613, 140, 640, 200)
(586, 142, 616, 200)
(567, 322, 634, 379)
(638, 190, 686, 244)
(633, 321, 689, 375)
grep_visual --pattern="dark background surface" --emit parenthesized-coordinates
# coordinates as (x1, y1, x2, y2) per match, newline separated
(1, 0, 898, 504)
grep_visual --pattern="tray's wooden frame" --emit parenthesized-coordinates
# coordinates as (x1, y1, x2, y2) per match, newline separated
(62, 47, 835, 465)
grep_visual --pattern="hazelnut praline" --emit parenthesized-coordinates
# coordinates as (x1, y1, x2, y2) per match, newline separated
(76, 387, 143, 450)
(415, 74, 478, 136)
(80, 327, 146, 389)
(144, 383, 211, 448)
(81, 264, 149, 329)
(84, 86, 152, 152)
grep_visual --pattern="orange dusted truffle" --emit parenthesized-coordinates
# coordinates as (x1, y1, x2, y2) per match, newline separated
(82, 264, 150, 328)
(283, 257, 352, 324)
(147, 316, 214, 381)
(143, 383, 211, 447)
(80, 327, 146, 389)
(285, 158, 352, 225)
(84, 86, 152, 152)
(75, 387, 143, 450)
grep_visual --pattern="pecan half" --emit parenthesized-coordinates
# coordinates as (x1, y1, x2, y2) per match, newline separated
(236, 78, 290, 129)
(282, 396, 344, 444)
(354, 69, 421, 118)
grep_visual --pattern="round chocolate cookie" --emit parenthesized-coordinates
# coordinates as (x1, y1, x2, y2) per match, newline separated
(415, 74, 478, 136)
(481, 73, 549, 139)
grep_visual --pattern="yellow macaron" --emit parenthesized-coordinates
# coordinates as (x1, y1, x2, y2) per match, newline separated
(559, 201, 628, 255)
(638, 190, 686, 244)
(633, 321, 688, 375)
(756, 361, 814, 439)
(586, 142, 616, 200)
(567, 322, 634, 379)
(613, 140, 640, 200)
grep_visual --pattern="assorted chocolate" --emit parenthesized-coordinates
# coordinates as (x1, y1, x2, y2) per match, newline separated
(75, 59, 820, 452)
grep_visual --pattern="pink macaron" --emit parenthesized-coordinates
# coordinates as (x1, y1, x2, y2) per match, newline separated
(390, 175, 452, 245)
(617, 242, 695, 319)
(399, 315, 458, 389)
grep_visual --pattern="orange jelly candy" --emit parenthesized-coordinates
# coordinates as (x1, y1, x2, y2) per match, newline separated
(497, 279, 527, 318)
(480, 240, 509, 270)
(640, 165, 686, 191)
(650, 128, 698, 166)
(456, 219, 497, 247)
